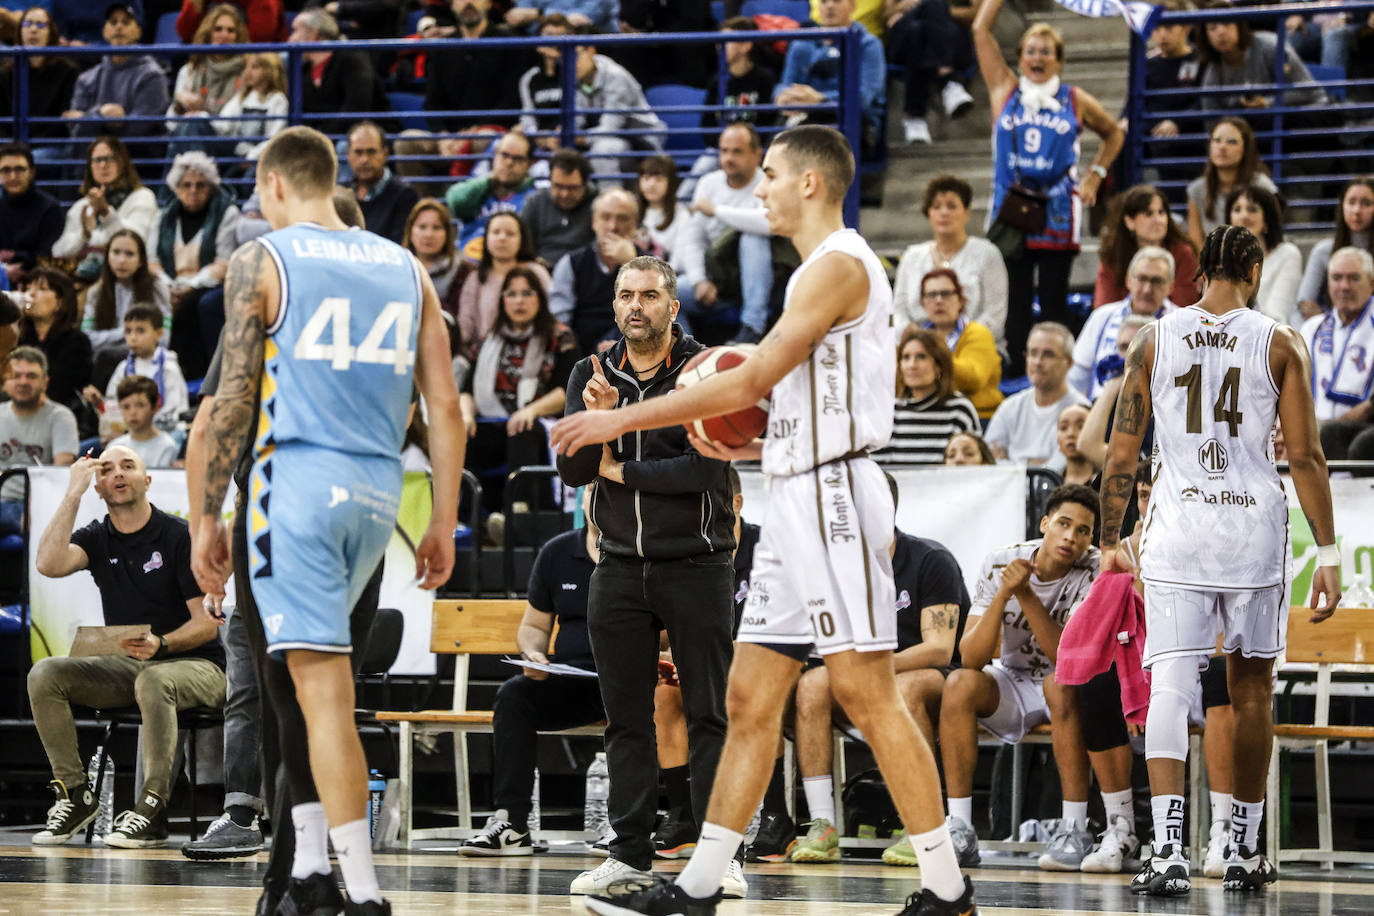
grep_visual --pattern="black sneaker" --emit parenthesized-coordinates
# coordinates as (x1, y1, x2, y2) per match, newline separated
(896, 875, 978, 915)
(653, 807, 699, 860)
(277, 872, 345, 916)
(32, 780, 100, 846)
(104, 790, 169, 849)
(585, 876, 721, 916)
(459, 811, 533, 857)
(744, 811, 797, 863)
(1130, 843, 1190, 897)
(1223, 845, 1278, 891)
(343, 900, 391, 916)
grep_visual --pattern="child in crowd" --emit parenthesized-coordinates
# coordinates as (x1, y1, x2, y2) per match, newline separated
(943, 431, 997, 466)
(84, 305, 188, 432)
(213, 52, 289, 162)
(81, 229, 171, 352)
(105, 375, 180, 468)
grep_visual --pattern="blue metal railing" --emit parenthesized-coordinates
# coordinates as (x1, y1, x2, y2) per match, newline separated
(1125, 1, 1374, 232)
(2, 29, 867, 225)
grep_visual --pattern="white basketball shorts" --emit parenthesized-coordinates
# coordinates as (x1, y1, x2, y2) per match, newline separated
(1141, 582, 1290, 669)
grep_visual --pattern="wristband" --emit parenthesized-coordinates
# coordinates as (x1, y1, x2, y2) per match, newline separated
(1090, 164, 1108, 179)
(152, 635, 168, 659)
(1317, 544, 1340, 567)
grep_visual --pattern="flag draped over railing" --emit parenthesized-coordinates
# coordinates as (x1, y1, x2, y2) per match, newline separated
(1053, 0, 1162, 35)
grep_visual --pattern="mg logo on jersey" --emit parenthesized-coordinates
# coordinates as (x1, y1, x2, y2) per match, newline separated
(1198, 438, 1228, 474)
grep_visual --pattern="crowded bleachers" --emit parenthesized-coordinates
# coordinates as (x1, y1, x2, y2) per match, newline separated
(1, 0, 1373, 908)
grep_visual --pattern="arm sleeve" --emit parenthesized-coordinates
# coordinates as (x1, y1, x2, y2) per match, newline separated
(175, 0, 203, 42)
(445, 177, 490, 223)
(549, 254, 576, 325)
(1068, 311, 1099, 397)
(35, 202, 66, 264)
(246, 0, 283, 41)
(859, 34, 886, 110)
(51, 201, 87, 259)
(917, 548, 967, 611)
(891, 246, 925, 329)
(710, 204, 770, 237)
(622, 450, 730, 495)
(983, 401, 1011, 449)
(588, 70, 631, 135)
(1260, 245, 1303, 324)
(159, 358, 189, 420)
(70, 71, 94, 116)
(130, 68, 171, 121)
(951, 323, 1002, 396)
(775, 44, 807, 97)
(676, 198, 712, 287)
(969, 551, 998, 619)
(69, 518, 103, 557)
(1170, 245, 1200, 307)
(554, 357, 604, 487)
(213, 207, 240, 262)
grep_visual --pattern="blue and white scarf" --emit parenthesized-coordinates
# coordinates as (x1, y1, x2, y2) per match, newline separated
(1311, 297, 1374, 408)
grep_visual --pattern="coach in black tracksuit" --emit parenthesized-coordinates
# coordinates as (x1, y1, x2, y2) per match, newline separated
(556, 256, 736, 877)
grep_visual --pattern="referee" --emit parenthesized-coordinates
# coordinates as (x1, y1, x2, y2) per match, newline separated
(556, 256, 739, 897)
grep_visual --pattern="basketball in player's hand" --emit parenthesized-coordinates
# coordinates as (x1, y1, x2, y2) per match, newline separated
(675, 344, 770, 449)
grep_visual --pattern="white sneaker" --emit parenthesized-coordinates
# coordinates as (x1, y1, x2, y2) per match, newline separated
(903, 117, 932, 145)
(721, 858, 748, 899)
(569, 858, 653, 895)
(943, 81, 975, 118)
(1081, 815, 1141, 873)
(1204, 820, 1232, 878)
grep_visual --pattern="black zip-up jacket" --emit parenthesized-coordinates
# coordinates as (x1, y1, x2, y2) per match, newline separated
(557, 330, 735, 561)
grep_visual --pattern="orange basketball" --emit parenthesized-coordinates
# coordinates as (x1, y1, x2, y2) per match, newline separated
(675, 344, 770, 448)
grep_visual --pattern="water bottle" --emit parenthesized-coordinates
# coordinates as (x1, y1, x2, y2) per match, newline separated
(583, 752, 610, 838)
(367, 770, 386, 841)
(86, 750, 114, 837)
(1343, 573, 1374, 608)
(529, 767, 541, 833)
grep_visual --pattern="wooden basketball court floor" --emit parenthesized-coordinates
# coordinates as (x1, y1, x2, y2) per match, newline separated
(0, 833, 1369, 916)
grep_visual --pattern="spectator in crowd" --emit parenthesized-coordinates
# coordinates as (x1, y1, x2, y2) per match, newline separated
(792, 473, 969, 866)
(518, 13, 575, 151)
(61, 5, 170, 143)
(344, 121, 420, 244)
(166, 4, 247, 154)
(1226, 184, 1303, 325)
(974, 0, 1122, 377)
(887, 0, 975, 144)
(49, 0, 143, 44)
(458, 484, 605, 856)
(1320, 385, 1374, 462)
(1298, 176, 1374, 320)
(177, 0, 287, 42)
(1134, 0, 1203, 155)
(985, 322, 1088, 471)
(1072, 247, 1178, 402)
(1282, 2, 1354, 68)
(568, 34, 667, 180)
(550, 188, 649, 353)
(81, 229, 172, 360)
(461, 264, 578, 515)
(1095, 184, 1199, 309)
(400, 0, 524, 188)
(701, 17, 780, 146)
(0, 347, 77, 536)
(456, 211, 553, 359)
(15, 267, 91, 414)
(807, 0, 883, 33)
(1073, 314, 1153, 470)
(522, 147, 596, 266)
(636, 155, 689, 272)
(677, 124, 775, 344)
(879, 326, 979, 465)
(1301, 246, 1374, 421)
(912, 268, 1002, 420)
(211, 52, 289, 163)
(445, 130, 539, 257)
(1196, 0, 1331, 123)
(90, 304, 189, 432)
(944, 430, 996, 465)
(775, 0, 886, 148)
(151, 151, 240, 380)
(105, 375, 180, 468)
(289, 9, 389, 140)
(507, 0, 619, 33)
(404, 198, 469, 318)
(615, 0, 717, 90)
(1185, 117, 1276, 248)
(52, 137, 159, 280)
(1056, 403, 1094, 485)
(893, 174, 1008, 358)
(0, 142, 64, 282)
(940, 484, 1101, 870)
(0, 7, 78, 165)
(30, 447, 225, 848)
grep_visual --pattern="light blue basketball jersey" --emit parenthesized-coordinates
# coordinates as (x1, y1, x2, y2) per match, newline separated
(254, 223, 423, 461)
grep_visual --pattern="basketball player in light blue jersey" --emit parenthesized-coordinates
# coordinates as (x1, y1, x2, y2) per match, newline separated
(193, 126, 465, 915)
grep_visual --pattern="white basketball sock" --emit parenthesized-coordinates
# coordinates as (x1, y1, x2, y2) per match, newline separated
(909, 822, 967, 902)
(1101, 789, 1134, 832)
(290, 802, 331, 879)
(1150, 795, 1186, 854)
(802, 776, 836, 825)
(1231, 799, 1264, 852)
(947, 796, 974, 827)
(330, 818, 381, 904)
(676, 822, 744, 899)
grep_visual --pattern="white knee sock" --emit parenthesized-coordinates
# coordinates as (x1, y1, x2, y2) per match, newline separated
(1231, 799, 1264, 852)
(1150, 795, 1186, 853)
(1061, 800, 1089, 831)
(1210, 790, 1232, 829)
(909, 822, 967, 902)
(802, 776, 835, 825)
(1101, 788, 1134, 831)
(290, 802, 331, 879)
(330, 818, 381, 904)
(676, 822, 744, 899)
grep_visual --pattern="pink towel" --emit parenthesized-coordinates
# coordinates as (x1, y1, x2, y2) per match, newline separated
(1057, 571, 1150, 724)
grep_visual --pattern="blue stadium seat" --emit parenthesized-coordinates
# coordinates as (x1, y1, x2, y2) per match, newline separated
(1307, 64, 1346, 101)
(405, 7, 424, 34)
(644, 84, 707, 154)
(155, 11, 179, 45)
(387, 91, 428, 132)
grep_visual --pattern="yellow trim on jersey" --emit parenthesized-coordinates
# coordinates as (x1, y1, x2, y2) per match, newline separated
(254, 338, 280, 455)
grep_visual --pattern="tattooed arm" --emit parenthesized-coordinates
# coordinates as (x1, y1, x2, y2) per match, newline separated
(191, 241, 275, 596)
(1098, 323, 1155, 564)
(894, 603, 961, 672)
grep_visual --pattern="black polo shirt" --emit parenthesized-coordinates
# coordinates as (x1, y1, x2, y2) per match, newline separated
(526, 527, 597, 670)
(893, 532, 970, 668)
(70, 505, 225, 668)
(731, 522, 761, 637)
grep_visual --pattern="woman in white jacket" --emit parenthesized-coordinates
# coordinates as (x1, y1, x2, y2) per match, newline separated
(52, 136, 158, 281)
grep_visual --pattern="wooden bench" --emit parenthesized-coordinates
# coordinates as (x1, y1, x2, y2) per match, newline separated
(1266, 606, 1374, 867)
(375, 599, 605, 847)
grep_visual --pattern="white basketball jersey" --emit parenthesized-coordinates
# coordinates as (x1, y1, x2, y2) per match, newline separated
(1141, 306, 1290, 590)
(762, 228, 895, 478)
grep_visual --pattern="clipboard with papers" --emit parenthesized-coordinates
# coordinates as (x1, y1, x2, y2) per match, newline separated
(502, 657, 598, 679)
(69, 625, 152, 657)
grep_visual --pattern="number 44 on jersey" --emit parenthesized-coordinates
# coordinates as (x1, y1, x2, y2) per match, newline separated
(293, 297, 417, 374)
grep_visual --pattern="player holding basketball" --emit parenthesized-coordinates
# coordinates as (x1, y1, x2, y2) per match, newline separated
(192, 126, 464, 914)
(1098, 225, 1340, 897)
(553, 125, 977, 915)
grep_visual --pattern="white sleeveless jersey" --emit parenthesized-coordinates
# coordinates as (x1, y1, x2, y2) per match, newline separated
(1141, 305, 1290, 590)
(762, 228, 895, 478)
